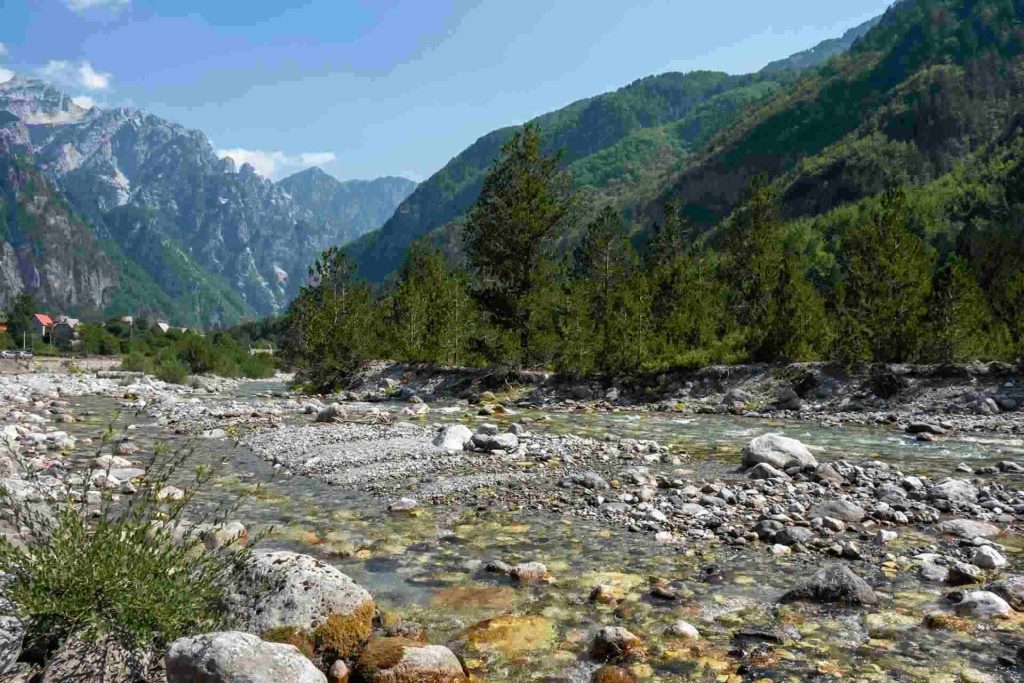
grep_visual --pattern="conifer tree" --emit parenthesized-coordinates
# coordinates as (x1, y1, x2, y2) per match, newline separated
(928, 254, 1013, 362)
(464, 124, 575, 366)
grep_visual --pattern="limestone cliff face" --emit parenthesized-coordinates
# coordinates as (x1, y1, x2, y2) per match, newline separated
(0, 152, 118, 312)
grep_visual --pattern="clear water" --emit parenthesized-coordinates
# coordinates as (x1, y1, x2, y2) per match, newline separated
(62, 385, 1024, 682)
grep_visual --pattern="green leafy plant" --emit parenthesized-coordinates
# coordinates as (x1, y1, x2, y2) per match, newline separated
(0, 424, 263, 662)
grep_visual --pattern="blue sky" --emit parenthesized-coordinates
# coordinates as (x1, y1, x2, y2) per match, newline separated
(0, 0, 893, 181)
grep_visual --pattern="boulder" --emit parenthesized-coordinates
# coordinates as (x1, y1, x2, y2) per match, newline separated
(809, 499, 866, 523)
(780, 564, 878, 606)
(747, 463, 790, 481)
(42, 634, 149, 683)
(952, 591, 1012, 619)
(937, 519, 1001, 539)
(353, 636, 467, 683)
(928, 479, 978, 505)
(775, 526, 813, 546)
(432, 425, 473, 452)
(227, 550, 374, 650)
(165, 632, 326, 683)
(972, 545, 1007, 570)
(590, 626, 645, 663)
(741, 434, 817, 471)
(665, 620, 700, 639)
(986, 576, 1024, 611)
(471, 432, 519, 452)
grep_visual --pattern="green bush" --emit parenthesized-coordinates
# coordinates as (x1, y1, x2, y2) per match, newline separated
(0, 434, 259, 657)
(155, 356, 189, 384)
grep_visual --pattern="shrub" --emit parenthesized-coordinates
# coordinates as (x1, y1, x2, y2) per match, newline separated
(155, 356, 189, 384)
(0, 429, 261, 659)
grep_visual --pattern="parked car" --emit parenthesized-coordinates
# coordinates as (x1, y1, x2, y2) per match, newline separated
(0, 351, 12, 359)
(15, 351, 33, 360)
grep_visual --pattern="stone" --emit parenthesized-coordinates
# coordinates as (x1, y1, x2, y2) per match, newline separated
(590, 626, 645, 663)
(432, 424, 473, 452)
(0, 609, 22, 675)
(165, 631, 326, 683)
(906, 422, 947, 435)
(227, 551, 374, 644)
(328, 659, 350, 683)
(972, 545, 1007, 570)
(937, 519, 1000, 539)
(388, 497, 418, 512)
(947, 562, 983, 586)
(747, 462, 790, 480)
(928, 479, 978, 505)
(570, 471, 610, 490)
(592, 665, 638, 683)
(741, 434, 817, 471)
(354, 636, 467, 683)
(42, 634, 149, 683)
(510, 562, 552, 583)
(985, 576, 1024, 610)
(952, 591, 1012, 619)
(780, 564, 878, 606)
(316, 403, 347, 423)
(809, 499, 866, 523)
(874, 530, 898, 545)
(665, 620, 700, 639)
(919, 562, 949, 583)
(157, 486, 185, 502)
(775, 526, 813, 546)
(471, 432, 519, 452)
(590, 584, 624, 605)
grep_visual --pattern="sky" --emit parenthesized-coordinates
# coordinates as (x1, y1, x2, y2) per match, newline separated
(0, 0, 893, 182)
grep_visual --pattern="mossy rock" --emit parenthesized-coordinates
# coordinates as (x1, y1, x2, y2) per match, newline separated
(262, 626, 315, 660)
(592, 665, 638, 683)
(315, 601, 377, 660)
(354, 636, 467, 683)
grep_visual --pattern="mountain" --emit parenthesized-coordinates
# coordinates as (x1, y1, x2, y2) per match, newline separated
(0, 77, 414, 325)
(759, 15, 882, 74)
(654, 0, 1024, 228)
(277, 168, 415, 246)
(344, 70, 793, 281)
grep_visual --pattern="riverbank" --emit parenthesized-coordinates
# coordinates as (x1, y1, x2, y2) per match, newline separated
(1, 368, 1024, 681)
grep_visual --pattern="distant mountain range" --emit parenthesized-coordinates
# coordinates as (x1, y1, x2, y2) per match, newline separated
(0, 77, 415, 325)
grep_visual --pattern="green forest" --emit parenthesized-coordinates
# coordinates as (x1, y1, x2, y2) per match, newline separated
(284, 118, 1023, 391)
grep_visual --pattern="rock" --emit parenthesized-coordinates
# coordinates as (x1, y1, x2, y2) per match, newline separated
(157, 486, 185, 502)
(165, 631, 326, 683)
(937, 519, 1001, 539)
(353, 636, 467, 683)
(809, 499, 866, 523)
(665, 620, 700, 639)
(388, 497, 418, 512)
(316, 403, 346, 423)
(328, 659, 350, 683)
(200, 521, 248, 550)
(947, 562, 982, 586)
(874, 530, 898, 545)
(952, 591, 1012, 618)
(747, 463, 790, 480)
(432, 425, 473, 452)
(590, 584, 624, 605)
(928, 479, 978, 505)
(919, 562, 949, 583)
(471, 432, 519, 452)
(592, 665, 638, 683)
(972, 545, 1007, 570)
(113, 441, 139, 456)
(590, 626, 645, 663)
(780, 564, 878, 606)
(42, 634, 149, 683)
(775, 526, 813, 546)
(227, 550, 374, 653)
(906, 422, 947, 435)
(570, 471, 610, 490)
(741, 434, 817, 471)
(509, 562, 552, 583)
(0, 609, 22, 675)
(985, 576, 1024, 610)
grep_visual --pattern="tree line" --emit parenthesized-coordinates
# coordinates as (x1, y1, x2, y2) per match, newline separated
(284, 124, 1023, 392)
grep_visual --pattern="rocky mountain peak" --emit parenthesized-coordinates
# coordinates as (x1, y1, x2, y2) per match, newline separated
(0, 77, 94, 125)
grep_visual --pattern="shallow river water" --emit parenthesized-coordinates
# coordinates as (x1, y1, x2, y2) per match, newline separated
(66, 383, 1024, 682)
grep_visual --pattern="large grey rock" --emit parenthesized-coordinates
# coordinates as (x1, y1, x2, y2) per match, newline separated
(471, 432, 518, 452)
(928, 479, 978, 505)
(952, 591, 1012, 618)
(165, 631, 326, 683)
(809, 499, 866, 523)
(986, 576, 1024, 611)
(780, 564, 878, 606)
(432, 424, 473, 452)
(354, 636, 467, 683)
(227, 550, 374, 634)
(741, 434, 817, 470)
(937, 519, 1001, 539)
(41, 634, 149, 683)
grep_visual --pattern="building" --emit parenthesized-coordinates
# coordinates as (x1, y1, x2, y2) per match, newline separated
(155, 322, 171, 334)
(32, 314, 53, 338)
(51, 316, 81, 350)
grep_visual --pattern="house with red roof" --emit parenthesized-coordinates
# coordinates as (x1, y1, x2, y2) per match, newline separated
(32, 314, 53, 338)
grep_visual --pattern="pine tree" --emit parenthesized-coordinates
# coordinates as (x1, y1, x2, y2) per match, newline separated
(464, 124, 575, 366)
(928, 254, 1013, 362)
(835, 187, 934, 364)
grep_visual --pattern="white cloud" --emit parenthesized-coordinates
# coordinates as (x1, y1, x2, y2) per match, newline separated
(64, 0, 130, 13)
(216, 148, 337, 180)
(299, 152, 337, 165)
(0, 69, 13, 85)
(38, 60, 112, 91)
(0, 44, 8, 58)
(71, 95, 95, 110)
